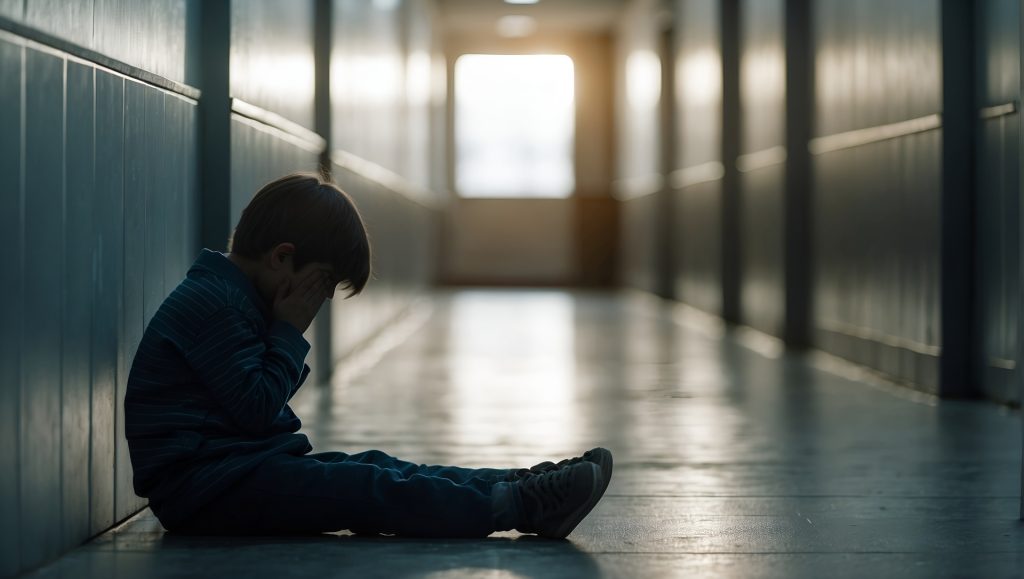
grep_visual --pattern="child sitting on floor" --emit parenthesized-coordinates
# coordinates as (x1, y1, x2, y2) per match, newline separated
(124, 172, 612, 538)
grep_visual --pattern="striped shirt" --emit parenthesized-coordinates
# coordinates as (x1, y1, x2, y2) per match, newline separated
(125, 248, 313, 529)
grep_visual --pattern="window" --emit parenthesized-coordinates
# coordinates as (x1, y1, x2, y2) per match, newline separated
(454, 54, 575, 198)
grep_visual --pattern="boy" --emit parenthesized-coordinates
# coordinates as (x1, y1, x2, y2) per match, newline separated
(125, 173, 612, 538)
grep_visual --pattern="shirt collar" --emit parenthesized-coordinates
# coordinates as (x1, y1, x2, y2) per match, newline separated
(188, 248, 272, 321)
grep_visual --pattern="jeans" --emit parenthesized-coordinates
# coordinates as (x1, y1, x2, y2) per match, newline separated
(172, 450, 517, 538)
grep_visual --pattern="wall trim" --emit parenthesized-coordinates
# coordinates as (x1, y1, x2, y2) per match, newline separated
(0, 17, 200, 100)
(668, 161, 725, 190)
(816, 319, 941, 357)
(809, 113, 942, 155)
(979, 101, 1018, 120)
(331, 149, 440, 209)
(230, 98, 326, 153)
(610, 173, 663, 200)
(736, 145, 787, 172)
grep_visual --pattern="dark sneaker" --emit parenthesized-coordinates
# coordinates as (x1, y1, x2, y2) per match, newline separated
(509, 448, 614, 498)
(514, 462, 606, 539)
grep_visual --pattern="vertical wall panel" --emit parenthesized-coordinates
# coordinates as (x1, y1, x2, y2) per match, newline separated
(61, 60, 94, 547)
(92, 0, 192, 84)
(615, 0, 666, 295)
(90, 70, 124, 533)
(0, 39, 23, 579)
(3, 5, 202, 575)
(331, 0, 405, 173)
(184, 102, 199, 261)
(974, 0, 1020, 404)
(144, 89, 166, 326)
(230, 0, 315, 129)
(24, 0, 95, 48)
(738, 0, 785, 336)
(21, 47, 65, 569)
(165, 96, 185, 289)
(0, 0, 21, 19)
(811, 0, 943, 391)
(6, 0, 194, 85)
(672, 0, 723, 314)
(118, 79, 147, 518)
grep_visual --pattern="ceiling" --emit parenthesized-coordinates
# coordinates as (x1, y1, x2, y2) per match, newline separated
(437, 0, 627, 35)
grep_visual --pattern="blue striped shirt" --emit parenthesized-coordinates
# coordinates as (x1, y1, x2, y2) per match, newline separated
(125, 248, 313, 529)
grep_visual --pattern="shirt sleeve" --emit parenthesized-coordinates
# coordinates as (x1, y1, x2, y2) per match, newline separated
(184, 306, 311, 436)
(290, 363, 312, 400)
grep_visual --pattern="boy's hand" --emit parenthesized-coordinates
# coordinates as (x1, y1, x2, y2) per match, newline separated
(272, 269, 331, 333)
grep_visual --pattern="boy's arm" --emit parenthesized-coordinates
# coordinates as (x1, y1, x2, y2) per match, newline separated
(184, 305, 310, 435)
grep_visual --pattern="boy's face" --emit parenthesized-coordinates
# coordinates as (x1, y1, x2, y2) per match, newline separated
(289, 261, 342, 301)
(263, 243, 342, 304)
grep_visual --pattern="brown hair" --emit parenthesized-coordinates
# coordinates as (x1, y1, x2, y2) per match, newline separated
(228, 172, 371, 297)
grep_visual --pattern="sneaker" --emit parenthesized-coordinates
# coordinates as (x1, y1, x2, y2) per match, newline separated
(509, 448, 614, 498)
(514, 462, 606, 539)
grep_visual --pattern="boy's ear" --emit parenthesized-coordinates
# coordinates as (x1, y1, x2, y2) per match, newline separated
(267, 242, 296, 271)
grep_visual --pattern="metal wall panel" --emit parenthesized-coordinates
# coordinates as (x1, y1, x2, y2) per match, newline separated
(331, 0, 405, 173)
(24, 0, 94, 48)
(230, 0, 315, 130)
(738, 0, 785, 336)
(5, 0, 194, 85)
(61, 60, 94, 547)
(0, 0, 21, 19)
(119, 79, 148, 518)
(143, 89, 166, 327)
(21, 47, 64, 570)
(620, 194, 661, 292)
(92, 0, 192, 83)
(615, 0, 666, 295)
(672, 0, 723, 315)
(228, 118, 320, 233)
(1, 7, 199, 577)
(974, 0, 1020, 404)
(330, 165, 438, 360)
(90, 69, 124, 534)
(675, 180, 722, 313)
(811, 0, 943, 390)
(0, 38, 23, 579)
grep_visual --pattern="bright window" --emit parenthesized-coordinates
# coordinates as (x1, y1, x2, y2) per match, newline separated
(454, 54, 576, 198)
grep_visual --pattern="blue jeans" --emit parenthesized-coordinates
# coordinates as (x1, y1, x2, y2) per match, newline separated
(172, 450, 517, 538)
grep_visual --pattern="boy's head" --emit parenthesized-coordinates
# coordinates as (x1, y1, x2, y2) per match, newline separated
(227, 173, 371, 303)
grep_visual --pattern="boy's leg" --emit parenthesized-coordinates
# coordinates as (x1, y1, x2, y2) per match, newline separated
(330, 449, 514, 484)
(177, 452, 512, 538)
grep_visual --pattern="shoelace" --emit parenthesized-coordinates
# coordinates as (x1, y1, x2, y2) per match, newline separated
(519, 465, 575, 512)
(519, 450, 594, 478)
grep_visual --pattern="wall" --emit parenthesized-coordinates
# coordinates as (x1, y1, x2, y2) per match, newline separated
(1, 0, 193, 83)
(737, 0, 785, 336)
(671, 0, 723, 314)
(811, 0, 943, 390)
(974, 0, 1020, 404)
(615, 0, 669, 295)
(328, 0, 442, 359)
(0, 7, 199, 576)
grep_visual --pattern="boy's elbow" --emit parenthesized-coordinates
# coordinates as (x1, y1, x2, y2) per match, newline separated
(236, 411, 280, 437)
(236, 395, 287, 436)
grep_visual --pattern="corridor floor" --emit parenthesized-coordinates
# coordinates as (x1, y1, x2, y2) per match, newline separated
(26, 290, 1024, 578)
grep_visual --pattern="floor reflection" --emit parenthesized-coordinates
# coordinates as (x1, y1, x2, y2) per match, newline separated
(447, 290, 578, 455)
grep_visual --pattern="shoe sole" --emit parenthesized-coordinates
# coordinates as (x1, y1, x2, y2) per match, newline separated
(548, 463, 605, 539)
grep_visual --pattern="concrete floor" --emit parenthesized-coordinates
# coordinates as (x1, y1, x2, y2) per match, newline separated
(26, 290, 1024, 578)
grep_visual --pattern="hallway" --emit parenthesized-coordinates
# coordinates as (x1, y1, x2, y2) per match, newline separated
(25, 290, 1024, 578)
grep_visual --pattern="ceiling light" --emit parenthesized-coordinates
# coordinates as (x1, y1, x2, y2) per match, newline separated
(504, 0, 540, 4)
(496, 15, 537, 38)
